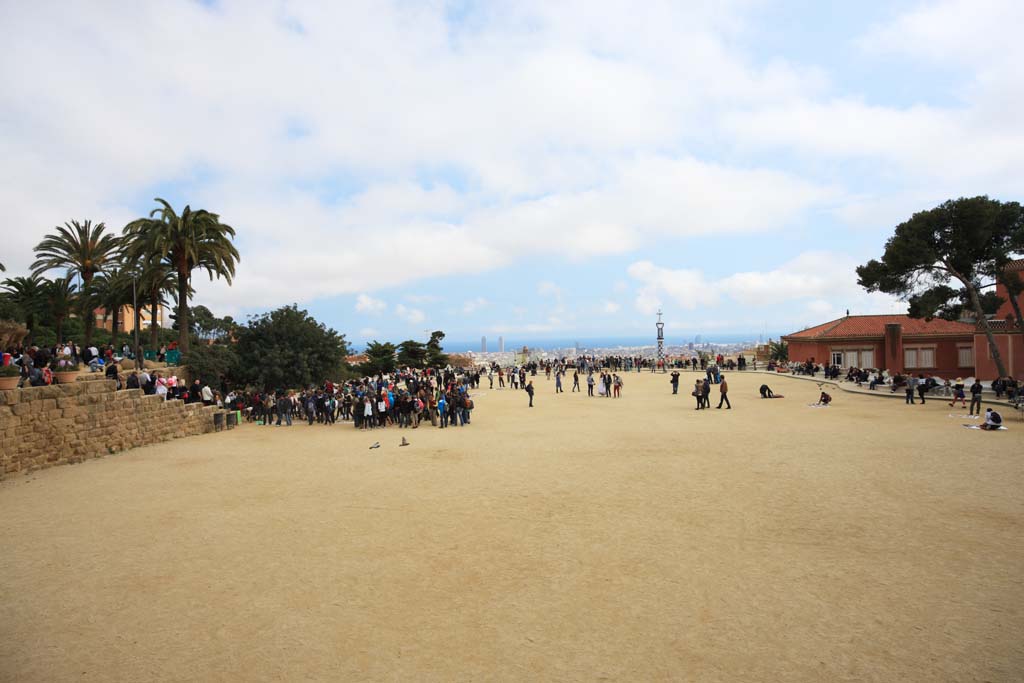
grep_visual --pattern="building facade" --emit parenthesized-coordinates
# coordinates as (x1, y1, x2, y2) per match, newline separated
(783, 315, 976, 378)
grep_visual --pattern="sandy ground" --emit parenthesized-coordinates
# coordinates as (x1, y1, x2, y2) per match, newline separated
(1, 371, 1022, 682)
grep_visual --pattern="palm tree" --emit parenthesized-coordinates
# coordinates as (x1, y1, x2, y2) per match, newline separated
(123, 199, 239, 354)
(1, 274, 46, 340)
(134, 257, 179, 350)
(767, 340, 789, 362)
(31, 220, 121, 345)
(42, 276, 78, 344)
(91, 268, 134, 349)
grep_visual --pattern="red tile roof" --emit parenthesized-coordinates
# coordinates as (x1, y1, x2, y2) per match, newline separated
(1005, 259, 1024, 272)
(785, 315, 975, 340)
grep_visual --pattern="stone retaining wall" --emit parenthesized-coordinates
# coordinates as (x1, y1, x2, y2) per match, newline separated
(0, 379, 222, 480)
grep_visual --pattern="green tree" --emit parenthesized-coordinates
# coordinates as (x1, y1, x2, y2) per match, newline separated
(362, 341, 397, 375)
(123, 198, 239, 355)
(42, 276, 78, 344)
(1, 274, 46, 339)
(234, 305, 348, 390)
(426, 330, 449, 367)
(857, 196, 1024, 379)
(91, 268, 134, 349)
(396, 339, 427, 369)
(767, 340, 788, 362)
(132, 256, 179, 350)
(191, 305, 218, 340)
(31, 219, 121, 346)
(183, 342, 239, 390)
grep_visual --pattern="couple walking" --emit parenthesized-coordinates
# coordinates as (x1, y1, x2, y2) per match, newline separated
(693, 375, 730, 410)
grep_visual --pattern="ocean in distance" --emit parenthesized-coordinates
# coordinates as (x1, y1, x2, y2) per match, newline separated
(440, 334, 770, 353)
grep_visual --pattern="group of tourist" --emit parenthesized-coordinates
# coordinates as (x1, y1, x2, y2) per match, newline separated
(220, 367, 481, 431)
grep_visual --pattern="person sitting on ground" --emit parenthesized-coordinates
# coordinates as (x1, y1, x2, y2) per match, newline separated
(818, 391, 832, 406)
(759, 384, 774, 399)
(980, 408, 1004, 430)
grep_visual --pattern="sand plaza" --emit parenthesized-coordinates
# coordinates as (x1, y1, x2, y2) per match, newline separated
(1, 370, 1021, 681)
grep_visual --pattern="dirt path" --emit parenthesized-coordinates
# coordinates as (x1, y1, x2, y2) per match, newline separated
(2, 371, 1021, 681)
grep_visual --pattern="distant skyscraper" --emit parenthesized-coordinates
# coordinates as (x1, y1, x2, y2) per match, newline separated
(481, 336, 487, 353)
(694, 334, 702, 344)
(498, 336, 504, 353)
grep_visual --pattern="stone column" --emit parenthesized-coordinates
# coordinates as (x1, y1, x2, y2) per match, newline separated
(884, 323, 903, 373)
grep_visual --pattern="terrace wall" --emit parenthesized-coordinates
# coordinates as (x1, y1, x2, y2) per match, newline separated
(0, 378, 223, 480)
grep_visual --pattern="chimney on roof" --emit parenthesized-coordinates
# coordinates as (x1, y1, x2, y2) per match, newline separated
(846, 309, 850, 317)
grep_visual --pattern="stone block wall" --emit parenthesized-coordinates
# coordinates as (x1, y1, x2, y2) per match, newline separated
(0, 379, 223, 479)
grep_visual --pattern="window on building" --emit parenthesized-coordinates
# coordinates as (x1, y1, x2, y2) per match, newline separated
(861, 350, 874, 369)
(905, 347, 935, 368)
(958, 346, 974, 367)
(831, 351, 844, 366)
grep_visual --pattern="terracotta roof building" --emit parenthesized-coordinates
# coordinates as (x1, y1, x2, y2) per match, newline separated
(783, 314, 975, 377)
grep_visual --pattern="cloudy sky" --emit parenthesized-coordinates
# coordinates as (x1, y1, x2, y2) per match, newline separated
(2, 0, 1022, 347)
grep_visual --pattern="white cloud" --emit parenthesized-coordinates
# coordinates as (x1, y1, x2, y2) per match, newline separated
(358, 327, 379, 338)
(462, 296, 489, 314)
(537, 281, 562, 299)
(627, 261, 718, 315)
(355, 293, 387, 315)
(627, 251, 902, 318)
(601, 301, 621, 314)
(0, 2, 836, 305)
(394, 303, 425, 325)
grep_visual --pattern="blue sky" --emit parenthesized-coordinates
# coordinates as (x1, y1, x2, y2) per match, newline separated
(2, 1, 1022, 349)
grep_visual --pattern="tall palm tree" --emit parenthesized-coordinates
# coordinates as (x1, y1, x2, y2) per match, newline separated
(133, 256, 179, 350)
(31, 220, 121, 346)
(1, 274, 46, 340)
(91, 268, 133, 349)
(42, 276, 78, 344)
(123, 199, 239, 354)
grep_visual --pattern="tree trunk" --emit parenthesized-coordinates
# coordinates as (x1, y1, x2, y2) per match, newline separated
(966, 282, 1008, 378)
(150, 294, 159, 349)
(110, 306, 119, 349)
(82, 273, 94, 347)
(1006, 284, 1024, 334)
(177, 265, 190, 354)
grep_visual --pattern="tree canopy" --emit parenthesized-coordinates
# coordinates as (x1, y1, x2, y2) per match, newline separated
(857, 196, 1024, 378)
(397, 339, 427, 368)
(232, 305, 348, 390)
(363, 341, 397, 375)
(123, 198, 239, 354)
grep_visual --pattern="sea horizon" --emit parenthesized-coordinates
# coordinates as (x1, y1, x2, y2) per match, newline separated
(356, 333, 779, 354)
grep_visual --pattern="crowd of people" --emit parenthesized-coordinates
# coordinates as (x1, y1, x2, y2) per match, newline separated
(220, 367, 482, 431)
(4, 335, 1018, 434)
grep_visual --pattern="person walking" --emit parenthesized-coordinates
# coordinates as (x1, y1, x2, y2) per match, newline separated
(587, 373, 595, 397)
(701, 378, 711, 409)
(693, 379, 703, 409)
(969, 379, 983, 415)
(916, 374, 928, 404)
(555, 371, 563, 393)
(949, 378, 967, 409)
(670, 371, 679, 395)
(572, 370, 580, 392)
(525, 380, 535, 407)
(716, 375, 731, 409)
